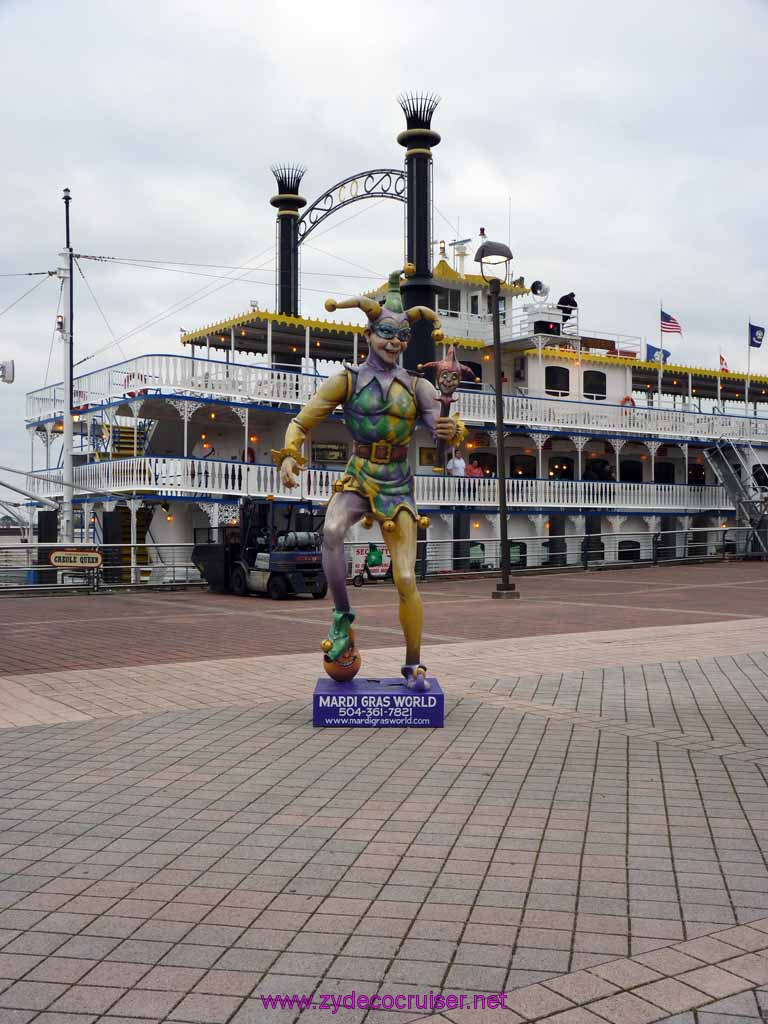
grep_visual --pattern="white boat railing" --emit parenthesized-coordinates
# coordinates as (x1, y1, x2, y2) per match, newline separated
(25, 355, 320, 424)
(433, 306, 565, 342)
(27, 458, 732, 512)
(26, 353, 768, 445)
(458, 391, 768, 443)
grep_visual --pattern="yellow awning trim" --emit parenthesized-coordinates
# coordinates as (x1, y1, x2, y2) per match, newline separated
(433, 259, 530, 295)
(181, 308, 489, 355)
(443, 336, 487, 351)
(181, 309, 366, 345)
(366, 259, 529, 299)
(520, 346, 768, 383)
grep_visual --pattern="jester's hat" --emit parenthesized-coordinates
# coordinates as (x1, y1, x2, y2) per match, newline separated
(325, 263, 444, 341)
(417, 344, 479, 383)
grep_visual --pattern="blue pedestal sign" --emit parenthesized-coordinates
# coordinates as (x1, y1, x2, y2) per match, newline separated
(313, 678, 444, 728)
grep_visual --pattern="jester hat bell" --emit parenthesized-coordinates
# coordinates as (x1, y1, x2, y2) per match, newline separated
(325, 264, 444, 342)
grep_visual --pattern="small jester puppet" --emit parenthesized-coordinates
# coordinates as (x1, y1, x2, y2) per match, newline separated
(273, 265, 466, 691)
(417, 345, 479, 468)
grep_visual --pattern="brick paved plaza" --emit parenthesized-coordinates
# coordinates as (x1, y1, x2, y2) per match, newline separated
(1, 563, 768, 1023)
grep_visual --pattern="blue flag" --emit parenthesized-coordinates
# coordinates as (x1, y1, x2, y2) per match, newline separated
(646, 343, 671, 364)
(750, 322, 765, 349)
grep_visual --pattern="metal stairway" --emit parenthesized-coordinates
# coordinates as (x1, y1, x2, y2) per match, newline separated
(91, 416, 158, 460)
(704, 439, 768, 555)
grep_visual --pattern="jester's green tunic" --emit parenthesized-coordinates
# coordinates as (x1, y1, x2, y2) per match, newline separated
(281, 359, 442, 524)
(341, 368, 418, 521)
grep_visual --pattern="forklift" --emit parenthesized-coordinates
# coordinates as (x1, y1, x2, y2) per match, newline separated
(192, 498, 327, 599)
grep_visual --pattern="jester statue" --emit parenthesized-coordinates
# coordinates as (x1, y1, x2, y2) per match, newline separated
(273, 264, 466, 691)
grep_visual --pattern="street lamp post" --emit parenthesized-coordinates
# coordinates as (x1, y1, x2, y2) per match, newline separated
(475, 238, 519, 600)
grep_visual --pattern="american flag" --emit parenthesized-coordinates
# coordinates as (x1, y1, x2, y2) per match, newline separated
(720, 354, 730, 372)
(661, 310, 682, 334)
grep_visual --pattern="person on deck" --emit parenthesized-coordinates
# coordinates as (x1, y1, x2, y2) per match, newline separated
(557, 292, 578, 327)
(446, 450, 466, 477)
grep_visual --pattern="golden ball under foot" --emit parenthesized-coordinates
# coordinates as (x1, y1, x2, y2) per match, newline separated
(382, 519, 396, 534)
(323, 628, 362, 683)
(333, 480, 345, 493)
(321, 639, 332, 653)
(360, 515, 373, 530)
(324, 650, 362, 683)
(418, 516, 430, 529)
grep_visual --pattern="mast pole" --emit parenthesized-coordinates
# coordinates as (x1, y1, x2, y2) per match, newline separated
(59, 188, 75, 543)
(657, 300, 663, 405)
(747, 317, 752, 411)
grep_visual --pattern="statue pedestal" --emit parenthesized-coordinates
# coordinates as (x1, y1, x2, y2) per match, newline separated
(313, 678, 444, 728)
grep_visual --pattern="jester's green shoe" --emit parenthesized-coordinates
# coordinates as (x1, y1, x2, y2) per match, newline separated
(321, 609, 356, 661)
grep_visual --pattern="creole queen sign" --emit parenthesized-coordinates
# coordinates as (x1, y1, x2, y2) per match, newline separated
(49, 549, 103, 569)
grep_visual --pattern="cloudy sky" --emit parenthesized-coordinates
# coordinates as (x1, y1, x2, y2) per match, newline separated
(1, 0, 766, 500)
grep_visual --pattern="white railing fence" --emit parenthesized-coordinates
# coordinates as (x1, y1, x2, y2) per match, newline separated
(0, 526, 758, 593)
(27, 353, 768, 446)
(26, 457, 732, 512)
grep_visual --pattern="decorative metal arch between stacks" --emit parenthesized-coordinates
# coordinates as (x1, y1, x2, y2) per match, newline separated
(297, 168, 406, 243)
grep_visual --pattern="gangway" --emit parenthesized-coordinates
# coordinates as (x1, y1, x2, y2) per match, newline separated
(704, 438, 768, 555)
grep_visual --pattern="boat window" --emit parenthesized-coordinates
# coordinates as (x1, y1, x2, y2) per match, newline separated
(585, 535, 605, 563)
(436, 287, 460, 316)
(548, 457, 574, 480)
(545, 365, 570, 396)
(583, 370, 607, 400)
(510, 455, 536, 478)
(688, 463, 706, 485)
(620, 459, 644, 483)
(583, 457, 613, 482)
(618, 540, 641, 562)
(654, 462, 676, 484)
(486, 295, 506, 322)
(547, 514, 567, 566)
(470, 294, 480, 315)
(508, 541, 527, 567)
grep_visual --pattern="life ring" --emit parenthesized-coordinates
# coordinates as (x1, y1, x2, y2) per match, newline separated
(619, 395, 636, 410)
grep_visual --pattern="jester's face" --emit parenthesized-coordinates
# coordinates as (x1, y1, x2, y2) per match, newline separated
(437, 369, 460, 395)
(366, 314, 411, 367)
